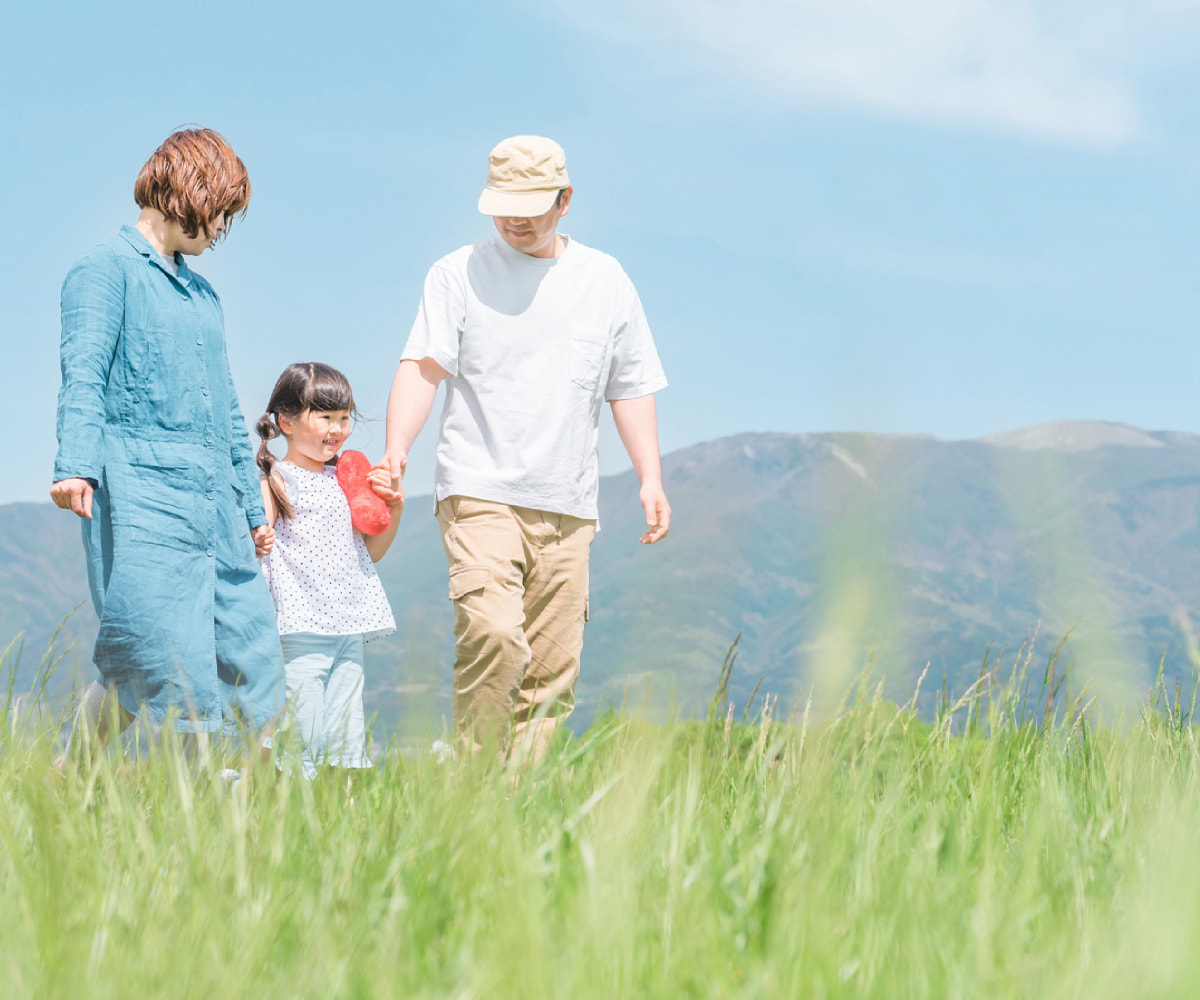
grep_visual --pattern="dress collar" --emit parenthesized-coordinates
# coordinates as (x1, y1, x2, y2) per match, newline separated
(119, 224, 196, 287)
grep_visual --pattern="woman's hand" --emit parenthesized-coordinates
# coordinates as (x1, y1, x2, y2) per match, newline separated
(51, 478, 94, 519)
(251, 524, 275, 558)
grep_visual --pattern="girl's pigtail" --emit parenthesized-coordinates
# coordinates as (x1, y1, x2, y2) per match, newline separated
(256, 412, 294, 521)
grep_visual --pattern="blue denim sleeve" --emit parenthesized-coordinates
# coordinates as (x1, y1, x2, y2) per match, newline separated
(54, 246, 123, 483)
(228, 361, 267, 529)
(206, 289, 266, 530)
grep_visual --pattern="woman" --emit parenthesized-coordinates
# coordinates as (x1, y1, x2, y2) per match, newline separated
(51, 128, 283, 756)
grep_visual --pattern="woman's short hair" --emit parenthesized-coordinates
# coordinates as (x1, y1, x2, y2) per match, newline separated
(134, 128, 251, 239)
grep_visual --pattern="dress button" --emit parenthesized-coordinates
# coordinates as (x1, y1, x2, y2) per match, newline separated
(206, 492, 215, 500)
(196, 338, 203, 346)
(201, 387, 209, 396)
(206, 548, 215, 557)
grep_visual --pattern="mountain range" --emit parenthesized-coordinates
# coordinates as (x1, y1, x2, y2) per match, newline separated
(7, 420, 1200, 737)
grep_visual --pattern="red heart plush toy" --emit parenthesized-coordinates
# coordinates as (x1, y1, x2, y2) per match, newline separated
(336, 449, 391, 536)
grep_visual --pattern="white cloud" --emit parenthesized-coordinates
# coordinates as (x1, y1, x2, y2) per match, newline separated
(551, 0, 1200, 146)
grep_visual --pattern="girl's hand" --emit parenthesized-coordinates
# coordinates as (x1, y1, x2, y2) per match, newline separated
(368, 459, 405, 510)
(51, 478, 95, 519)
(361, 458, 404, 563)
(251, 524, 275, 558)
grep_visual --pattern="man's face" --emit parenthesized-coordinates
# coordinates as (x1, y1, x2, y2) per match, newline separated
(492, 188, 572, 258)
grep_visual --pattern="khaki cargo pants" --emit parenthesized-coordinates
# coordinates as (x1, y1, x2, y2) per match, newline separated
(436, 496, 596, 759)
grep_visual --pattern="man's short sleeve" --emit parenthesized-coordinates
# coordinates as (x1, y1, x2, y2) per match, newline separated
(400, 262, 464, 376)
(604, 279, 668, 401)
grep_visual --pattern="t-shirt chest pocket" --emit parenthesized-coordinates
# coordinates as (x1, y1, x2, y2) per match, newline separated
(569, 337, 608, 392)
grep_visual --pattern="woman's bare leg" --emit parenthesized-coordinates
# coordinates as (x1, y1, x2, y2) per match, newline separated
(57, 681, 135, 767)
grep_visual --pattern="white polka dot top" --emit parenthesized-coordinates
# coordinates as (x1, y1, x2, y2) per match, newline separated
(261, 462, 396, 641)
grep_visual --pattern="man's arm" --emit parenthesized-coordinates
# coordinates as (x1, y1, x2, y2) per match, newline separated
(385, 357, 450, 478)
(610, 394, 670, 544)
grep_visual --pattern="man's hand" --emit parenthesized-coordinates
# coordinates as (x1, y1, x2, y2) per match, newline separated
(639, 482, 671, 544)
(387, 451, 409, 482)
(610, 395, 670, 545)
(51, 478, 94, 519)
(368, 458, 405, 510)
(251, 524, 275, 559)
(385, 357, 447, 483)
(362, 457, 406, 563)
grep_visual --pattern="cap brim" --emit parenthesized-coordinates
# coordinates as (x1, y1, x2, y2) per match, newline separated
(478, 187, 559, 217)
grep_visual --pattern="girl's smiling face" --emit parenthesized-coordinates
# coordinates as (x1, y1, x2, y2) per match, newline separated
(279, 408, 352, 472)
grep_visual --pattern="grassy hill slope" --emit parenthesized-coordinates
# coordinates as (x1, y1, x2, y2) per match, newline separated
(8, 421, 1200, 736)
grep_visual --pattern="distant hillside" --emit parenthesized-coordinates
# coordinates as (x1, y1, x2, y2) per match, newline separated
(9, 421, 1200, 736)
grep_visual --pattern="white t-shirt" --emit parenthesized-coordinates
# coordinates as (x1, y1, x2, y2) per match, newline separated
(260, 463, 396, 641)
(401, 234, 667, 519)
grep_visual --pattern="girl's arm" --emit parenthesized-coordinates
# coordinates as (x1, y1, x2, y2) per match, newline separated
(255, 475, 280, 558)
(362, 460, 404, 562)
(259, 474, 280, 526)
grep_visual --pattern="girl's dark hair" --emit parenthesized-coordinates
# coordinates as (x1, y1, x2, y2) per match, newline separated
(256, 362, 357, 522)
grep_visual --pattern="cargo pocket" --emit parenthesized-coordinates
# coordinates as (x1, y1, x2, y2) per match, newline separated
(447, 566, 489, 602)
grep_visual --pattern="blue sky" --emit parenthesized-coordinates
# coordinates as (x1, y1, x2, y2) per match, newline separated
(4, 0, 1200, 506)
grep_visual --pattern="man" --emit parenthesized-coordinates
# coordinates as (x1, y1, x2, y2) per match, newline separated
(385, 135, 669, 759)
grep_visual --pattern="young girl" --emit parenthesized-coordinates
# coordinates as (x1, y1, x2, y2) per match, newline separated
(256, 363, 403, 779)
(52, 128, 283, 760)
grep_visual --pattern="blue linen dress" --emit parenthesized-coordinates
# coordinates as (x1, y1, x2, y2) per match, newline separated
(53, 225, 284, 732)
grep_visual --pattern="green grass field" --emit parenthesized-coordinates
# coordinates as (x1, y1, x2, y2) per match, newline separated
(5, 637, 1200, 1000)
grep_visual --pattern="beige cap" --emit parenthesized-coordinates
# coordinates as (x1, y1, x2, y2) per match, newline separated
(477, 135, 570, 217)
